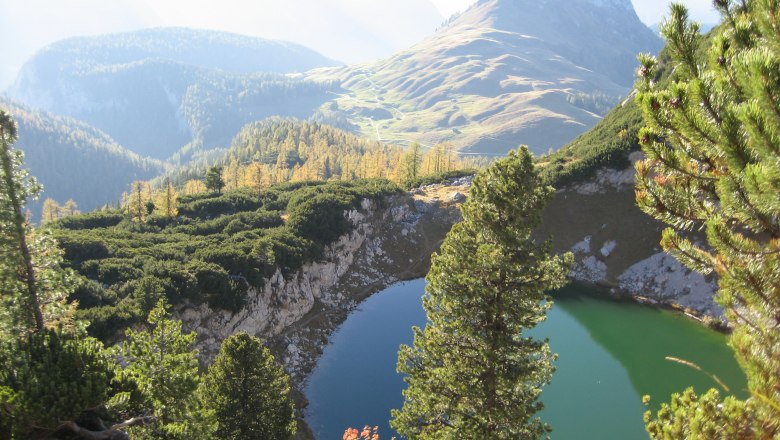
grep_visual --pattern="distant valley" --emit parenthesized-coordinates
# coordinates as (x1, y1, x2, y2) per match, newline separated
(0, 97, 164, 216)
(9, 28, 340, 160)
(3, 0, 661, 217)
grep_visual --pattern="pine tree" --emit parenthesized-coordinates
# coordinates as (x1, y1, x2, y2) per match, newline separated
(403, 142, 423, 183)
(0, 111, 45, 332)
(126, 180, 151, 222)
(116, 299, 202, 439)
(0, 111, 79, 335)
(182, 179, 207, 195)
(0, 330, 114, 437)
(322, 156, 332, 180)
(391, 147, 572, 439)
(636, 2, 780, 437)
(199, 332, 296, 440)
(205, 166, 225, 194)
(0, 111, 121, 438)
(41, 198, 61, 224)
(62, 199, 79, 217)
(243, 162, 268, 193)
(154, 179, 179, 218)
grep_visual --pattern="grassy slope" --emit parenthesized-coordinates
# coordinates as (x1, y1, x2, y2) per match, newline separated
(538, 46, 681, 187)
(307, 0, 661, 156)
(538, 23, 720, 188)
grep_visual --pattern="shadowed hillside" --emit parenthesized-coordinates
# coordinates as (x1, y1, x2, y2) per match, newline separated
(0, 97, 164, 218)
(9, 28, 340, 160)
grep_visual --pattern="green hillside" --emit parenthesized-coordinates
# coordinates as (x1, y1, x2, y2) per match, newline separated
(10, 28, 340, 160)
(537, 23, 722, 188)
(538, 48, 683, 187)
(52, 179, 400, 340)
(308, 0, 662, 156)
(0, 97, 165, 218)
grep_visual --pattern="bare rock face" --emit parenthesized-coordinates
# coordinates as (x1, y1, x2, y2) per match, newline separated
(539, 160, 722, 319)
(175, 187, 464, 379)
(177, 225, 367, 361)
(618, 252, 721, 317)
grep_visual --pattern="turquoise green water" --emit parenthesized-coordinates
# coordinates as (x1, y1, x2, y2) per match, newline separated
(304, 280, 747, 439)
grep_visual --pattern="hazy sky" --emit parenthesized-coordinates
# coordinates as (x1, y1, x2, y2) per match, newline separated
(0, 0, 722, 90)
(429, 0, 721, 25)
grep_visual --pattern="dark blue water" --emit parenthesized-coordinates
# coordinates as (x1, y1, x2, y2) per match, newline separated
(304, 279, 746, 439)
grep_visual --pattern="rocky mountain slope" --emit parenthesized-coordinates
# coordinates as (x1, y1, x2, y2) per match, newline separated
(538, 155, 721, 320)
(309, 0, 662, 155)
(0, 97, 164, 218)
(9, 28, 339, 159)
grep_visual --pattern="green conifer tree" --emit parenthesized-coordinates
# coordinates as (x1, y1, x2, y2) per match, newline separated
(391, 147, 573, 439)
(0, 111, 75, 335)
(0, 330, 114, 438)
(116, 299, 202, 439)
(0, 111, 44, 331)
(205, 166, 225, 194)
(636, 2, 780, 437)
(199, 332, 296, 440)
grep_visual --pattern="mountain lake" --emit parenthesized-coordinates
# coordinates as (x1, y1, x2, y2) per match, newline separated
(305, 279, 747, 439)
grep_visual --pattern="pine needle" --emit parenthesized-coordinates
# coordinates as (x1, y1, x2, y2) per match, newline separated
(665, 356, 731, 393)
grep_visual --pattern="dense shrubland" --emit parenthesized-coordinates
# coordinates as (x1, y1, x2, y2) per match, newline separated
(0, 111, 300, 438)
(54, 179, 401, 340)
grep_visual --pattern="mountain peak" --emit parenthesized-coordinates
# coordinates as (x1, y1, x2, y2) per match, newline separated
(312, 0, 662, 156)
(450, 0, 660, 88)
(584, 0, 633, 9)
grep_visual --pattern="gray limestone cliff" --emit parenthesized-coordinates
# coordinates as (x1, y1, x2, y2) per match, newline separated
(174, 180, 469, 382)
(538, 153, 722, 320)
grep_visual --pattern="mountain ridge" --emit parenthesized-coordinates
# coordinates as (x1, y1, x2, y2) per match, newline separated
(9, 28, 339, 160)
(308, 0, 663, 156)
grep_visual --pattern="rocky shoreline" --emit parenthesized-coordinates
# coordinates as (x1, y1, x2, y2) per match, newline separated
(173, 178, 468, 440)
(540, 156, 723, 323)
(178, 168, 725, 440)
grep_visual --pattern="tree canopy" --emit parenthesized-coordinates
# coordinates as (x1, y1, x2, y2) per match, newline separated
(200, 332, 296, 440)
(636, 1, 780, 437)
(391, 147, 572, 439)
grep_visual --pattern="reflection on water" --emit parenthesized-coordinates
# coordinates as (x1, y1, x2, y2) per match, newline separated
(305, 280, 746, 439)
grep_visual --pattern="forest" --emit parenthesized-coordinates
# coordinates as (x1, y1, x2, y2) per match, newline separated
(0, 1, 779, 439)
(0, 98, 164, 219)
(165, 118, 483, 191)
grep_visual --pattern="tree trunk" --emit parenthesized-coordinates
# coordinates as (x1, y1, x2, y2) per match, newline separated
(0, 124, 44, 331)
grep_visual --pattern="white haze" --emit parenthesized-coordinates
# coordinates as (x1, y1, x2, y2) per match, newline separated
(1, 0, 722, 90)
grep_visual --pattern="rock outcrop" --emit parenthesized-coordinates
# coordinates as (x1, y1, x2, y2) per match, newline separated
(175, 184, 465, 381)
(538, 154, 722, 319)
